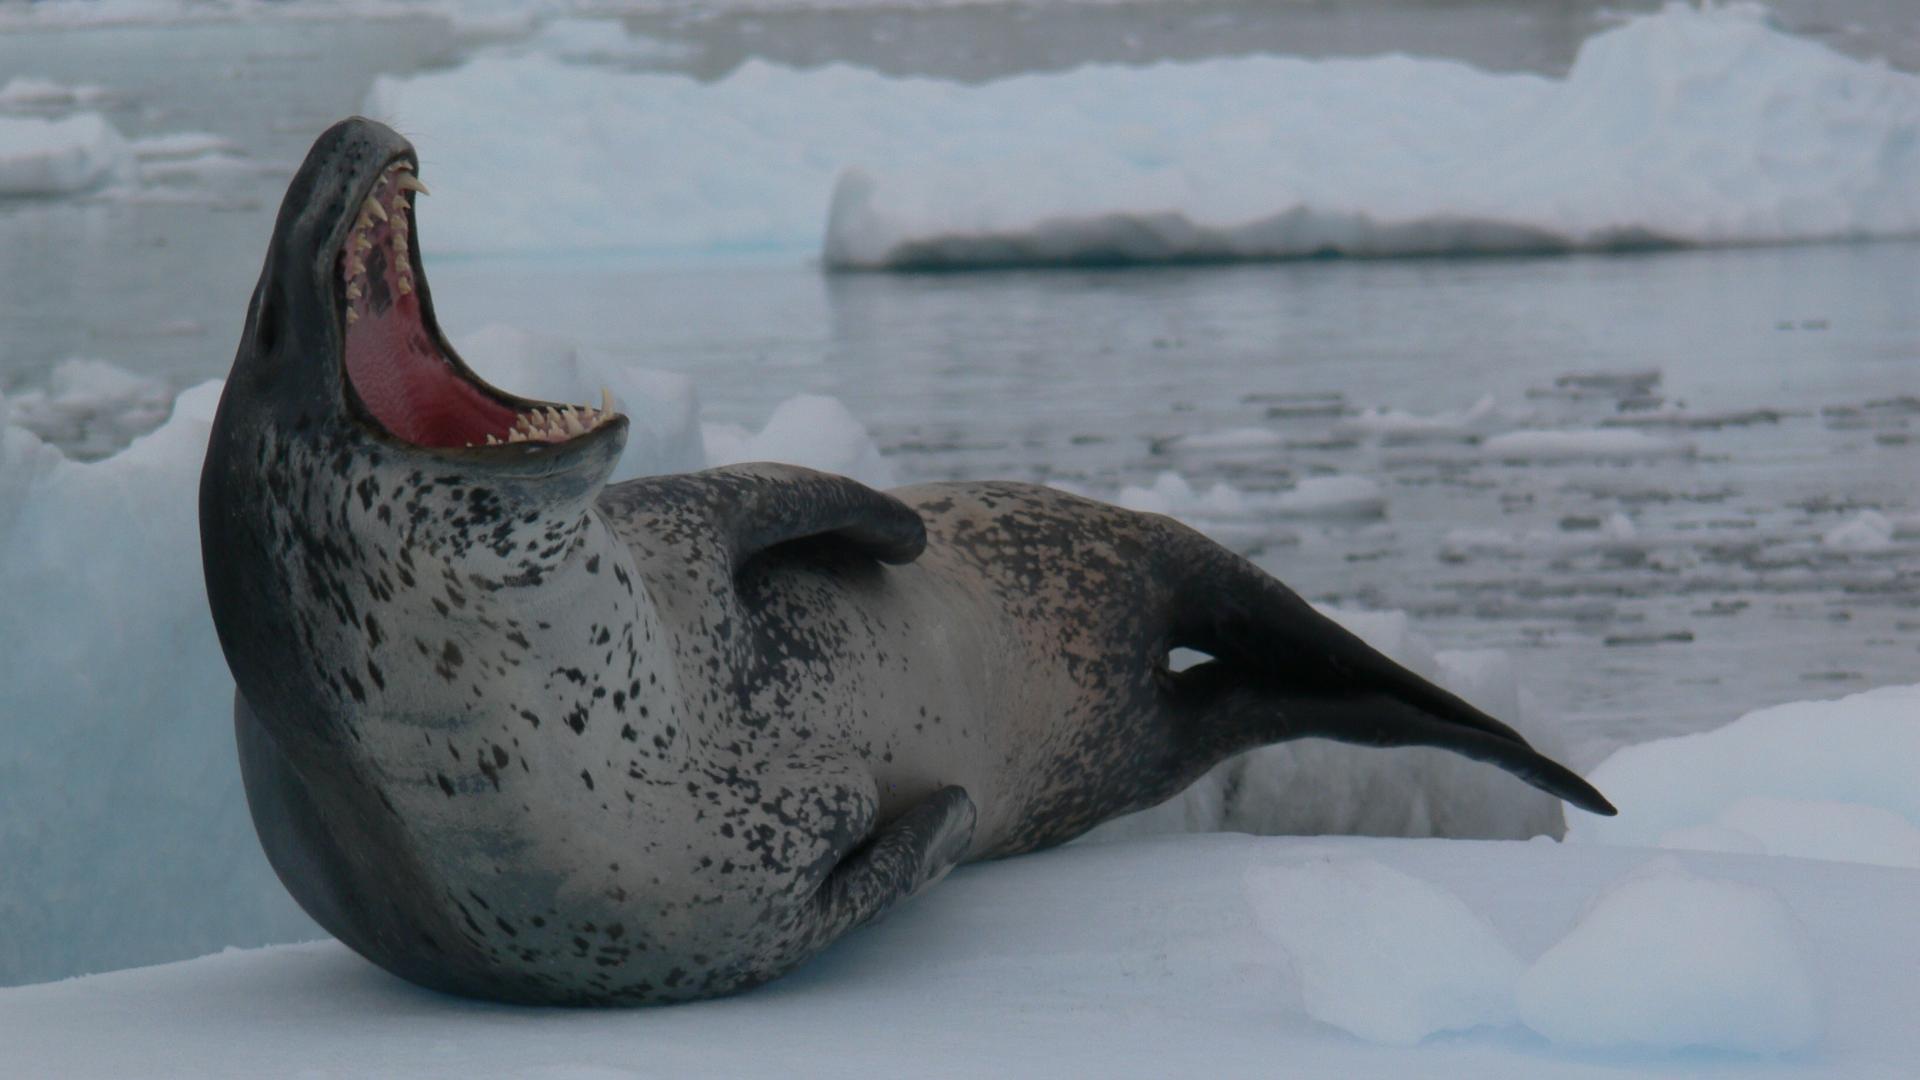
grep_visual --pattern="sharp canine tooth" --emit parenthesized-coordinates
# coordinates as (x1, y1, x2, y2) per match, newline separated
(396, 174, 429, 194)
(365, 198, 388, 223)
(600, 386, 616, 417)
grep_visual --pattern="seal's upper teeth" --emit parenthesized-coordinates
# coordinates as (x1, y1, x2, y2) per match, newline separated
(364, 197, 388, 223)
(396, 173, 429, 194)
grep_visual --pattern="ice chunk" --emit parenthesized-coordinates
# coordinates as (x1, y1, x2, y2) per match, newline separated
(127, 132, 242, 161)
(455, 324, 704, 482)
(1271, 475, 1385, 520)
(1516, 859, 1821, 1054)
(0, 76, 110, 110)
(363, 6, 1920, 265)
(0, 112, 131, 196)
(2, 359, 175, 461)
(1568, 684, 1920, 868)
(1116, 471, 1383, 523)
(1481, 428, 1691, 461)
(1822, 510, 1895, 551)
(1244, 858, 1519, 1045)
(1114, 472, 1247, 518)
(1337, 395, 1501, 439)
(702, 394, 897, 490)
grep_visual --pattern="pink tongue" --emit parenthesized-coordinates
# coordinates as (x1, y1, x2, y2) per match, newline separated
(343, 291, 516, 447)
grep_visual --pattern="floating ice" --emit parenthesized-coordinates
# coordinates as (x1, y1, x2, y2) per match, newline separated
(1516, 859, 1821, 1054)
(1, 359, 175, 461)
(1272, 475, 1386, 520)
(1481, 428, 1691, 462)
(128, 132, 243, 161)
(1165, 426, 1287, 453)
(1568, 684, 1920, 869)
(0, 112, 130, 197)
(1822, 509, 1895, 551)
(1338, 395, 1501, 440)
(1115, 471, 1384, 523)
(1244, 858, 1519, 1045)
(0, 76, 110, 110)
(454, 324, 704, 483)
(362, 6, 1920, 266)
(702, 394, 898, 490)
(825, 5, 1920, 268)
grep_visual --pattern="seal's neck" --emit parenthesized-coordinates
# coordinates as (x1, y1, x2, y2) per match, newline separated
(217, 423, 682, 770)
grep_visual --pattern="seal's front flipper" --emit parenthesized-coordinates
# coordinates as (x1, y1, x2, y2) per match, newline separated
(709, 462, 927, 569)
(813, 785, 976, 937)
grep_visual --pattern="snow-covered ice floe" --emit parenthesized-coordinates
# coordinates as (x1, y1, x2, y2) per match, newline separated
(4, 834, 1912, 1076)
(364, 4, 1920, 266)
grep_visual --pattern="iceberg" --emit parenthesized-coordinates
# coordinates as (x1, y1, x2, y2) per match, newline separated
(364, 5, 1920, 267)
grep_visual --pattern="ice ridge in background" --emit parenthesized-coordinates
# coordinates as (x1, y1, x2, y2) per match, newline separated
(363, 5, 1920, 266)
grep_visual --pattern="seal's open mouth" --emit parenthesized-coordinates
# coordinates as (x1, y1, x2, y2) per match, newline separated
(339, 158, 616, 449)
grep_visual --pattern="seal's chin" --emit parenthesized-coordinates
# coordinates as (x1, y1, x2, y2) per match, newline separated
(338, 158, 616, 450)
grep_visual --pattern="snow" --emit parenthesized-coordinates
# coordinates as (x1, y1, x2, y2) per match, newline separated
(1244, 857, 1520, 1045)
(1515, 858, 1821, 1055)
(1568, 684, 1920, 869)
(3, 835, 1915, 1077)
(0, 112, 131, 197)
(358, 5, 1920, 266)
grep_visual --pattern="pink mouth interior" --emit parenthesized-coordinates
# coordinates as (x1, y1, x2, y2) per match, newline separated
(339, 165, 611, 449)
(340, 168, 515, 447)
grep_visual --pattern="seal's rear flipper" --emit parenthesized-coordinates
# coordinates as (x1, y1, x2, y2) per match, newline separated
(812, 785, 977, 937)
(1174, 549, 1617, 817)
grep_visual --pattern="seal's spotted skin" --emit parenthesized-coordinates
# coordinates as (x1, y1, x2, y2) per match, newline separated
(202, 118, 1613, 1007)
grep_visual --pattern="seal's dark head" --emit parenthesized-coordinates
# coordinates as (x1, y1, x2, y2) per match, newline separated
(211, 115, 627, 464)
(201, 118, 630, 750)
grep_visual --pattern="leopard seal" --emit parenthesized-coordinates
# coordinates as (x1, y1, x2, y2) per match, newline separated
(200, 117, 1614, 1006)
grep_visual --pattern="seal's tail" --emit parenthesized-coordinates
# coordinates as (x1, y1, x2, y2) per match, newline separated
(1168, 544, 1617, 818)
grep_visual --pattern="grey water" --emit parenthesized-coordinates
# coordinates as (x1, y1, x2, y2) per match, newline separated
(1, 0, 1916, 767)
